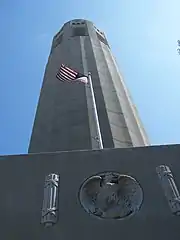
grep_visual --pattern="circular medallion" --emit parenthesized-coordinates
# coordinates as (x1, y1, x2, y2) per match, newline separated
(79, 172, 143, 219)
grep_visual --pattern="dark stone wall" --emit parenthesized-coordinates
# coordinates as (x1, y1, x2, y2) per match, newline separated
(0, 144, 180, 239)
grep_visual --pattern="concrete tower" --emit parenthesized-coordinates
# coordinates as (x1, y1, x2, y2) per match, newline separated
(1, 20, 180, 240)
(28, 19, 149, 153)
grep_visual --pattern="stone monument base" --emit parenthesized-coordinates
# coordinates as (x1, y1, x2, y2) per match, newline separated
(0, 144, 179, 239)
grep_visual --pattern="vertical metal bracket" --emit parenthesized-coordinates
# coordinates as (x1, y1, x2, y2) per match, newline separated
(156, 165, 180, 215)
(41, 173, 59, 227)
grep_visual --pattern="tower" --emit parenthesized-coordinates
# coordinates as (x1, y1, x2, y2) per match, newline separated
(28, 19, 149, 153)
(0, 19, 179, 240)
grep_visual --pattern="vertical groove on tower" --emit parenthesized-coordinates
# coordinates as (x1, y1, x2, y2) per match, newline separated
(80, 36, 100, 149)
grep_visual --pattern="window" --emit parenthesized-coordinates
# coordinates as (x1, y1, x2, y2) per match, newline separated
(71, 21, 85, 26)
(54, 29, 63, 39)
(71, 20, 88, 36)
(72, 27, 88, 36)
(53, 33, 63, 48)
(96, 32, 109, 47)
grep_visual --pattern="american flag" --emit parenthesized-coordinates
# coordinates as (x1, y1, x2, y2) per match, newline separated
(56, 64, 88, 84)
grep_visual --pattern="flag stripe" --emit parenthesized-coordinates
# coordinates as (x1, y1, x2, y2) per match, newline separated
(61, 66, 77, 78)
(56, 71, 73, 81)
(60, 68, 76, 79)
(56, 74, 65, 81)
(57, 73, 71, 82)
(57, 65, 77, 82)
(57, 71, 70, 80)
(61, 64, 77, 75)
(56, 64, 87, 84)
(64, 65, 77, 75)
(59, 72, 73, 82)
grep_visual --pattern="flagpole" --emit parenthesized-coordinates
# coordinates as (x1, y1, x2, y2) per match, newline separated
(88, 72, 103, 149)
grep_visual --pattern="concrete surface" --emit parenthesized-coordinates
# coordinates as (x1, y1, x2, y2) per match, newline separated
(28, 19, 149, 153)
(0, 144, 179, 239)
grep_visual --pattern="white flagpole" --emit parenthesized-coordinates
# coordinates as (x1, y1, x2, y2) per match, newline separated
(88, 72, 103, 149)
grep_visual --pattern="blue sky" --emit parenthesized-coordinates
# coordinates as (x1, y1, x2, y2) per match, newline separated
(0, 0, 180, 155)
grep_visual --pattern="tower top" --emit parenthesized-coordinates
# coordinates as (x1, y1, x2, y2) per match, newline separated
(53, 19, 105, 42)
(64, 19, 92, 25)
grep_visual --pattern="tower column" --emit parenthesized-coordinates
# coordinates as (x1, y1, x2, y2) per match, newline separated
(28, 19, 149, 153)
